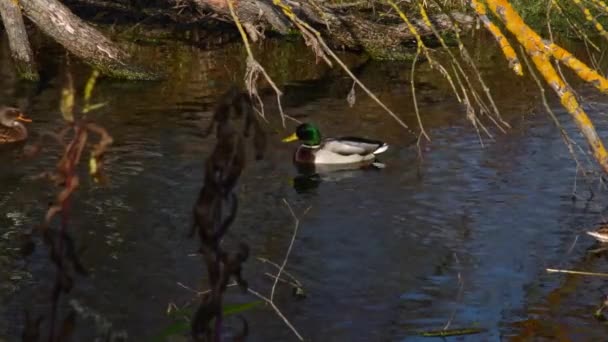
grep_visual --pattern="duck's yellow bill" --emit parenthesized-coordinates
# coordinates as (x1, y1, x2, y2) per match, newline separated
(282, 133, 298, 142)
(16, 113, 32, 123)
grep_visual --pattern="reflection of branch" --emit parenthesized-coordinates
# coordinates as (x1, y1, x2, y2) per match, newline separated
(22, 65, 113, 341)
(443, 253, 463, 331)
(519, 47, 590, 197)
(188, 88, 270, 340)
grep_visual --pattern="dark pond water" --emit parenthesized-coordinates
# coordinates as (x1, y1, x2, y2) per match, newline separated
(2, 28, 608, 341)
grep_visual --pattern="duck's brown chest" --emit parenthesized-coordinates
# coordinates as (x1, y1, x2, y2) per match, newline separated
(294, 146, 316, 163)
(0, 126, 26, 143)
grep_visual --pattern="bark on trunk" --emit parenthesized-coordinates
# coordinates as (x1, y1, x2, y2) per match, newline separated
(0, 0, 39, 81)
(18, 0, 157, 80)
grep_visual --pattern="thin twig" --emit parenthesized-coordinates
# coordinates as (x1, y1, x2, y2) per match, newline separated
(271, 0, 414, 134)
(271, 200, 311, 302)
(318, 38, 412, 132)
(258, 257, 303, 286)
(443, 253, 463, 331)
(425, 0, 509, 132)
(519, 47, 587, 181)
(567, 235, 579, 255)
(264, 273, 301, 288)
(411, 46, 430, 141)
(246, 288, 304, 340)
(227, 0, 286, 124)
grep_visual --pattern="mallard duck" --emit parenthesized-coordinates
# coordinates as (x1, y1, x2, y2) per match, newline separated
(0, 107, 31, 144)
(282, 123, 388, 164)
(587, 226, 608, 243)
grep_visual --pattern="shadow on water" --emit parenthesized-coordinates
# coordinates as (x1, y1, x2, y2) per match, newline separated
(3, 28, 608, 341)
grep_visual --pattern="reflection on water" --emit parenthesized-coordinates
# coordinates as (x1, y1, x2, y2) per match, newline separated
(291, 162, 387, 194)
(1, 30, 608, 341)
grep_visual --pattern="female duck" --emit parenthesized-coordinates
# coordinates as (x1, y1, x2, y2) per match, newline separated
(282, 123, 388, 165)
(0, 107, 32, 144)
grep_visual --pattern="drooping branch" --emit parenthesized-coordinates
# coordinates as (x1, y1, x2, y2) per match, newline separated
(469, 0, 522, 76)
(0, 0, 38, 80)
(480, 0, 608, 174)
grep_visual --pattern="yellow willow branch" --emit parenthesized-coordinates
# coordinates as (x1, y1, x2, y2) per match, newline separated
(549, 43, 608, 92)
(469, 0, 522, 76)
(484, 0, 608, 174)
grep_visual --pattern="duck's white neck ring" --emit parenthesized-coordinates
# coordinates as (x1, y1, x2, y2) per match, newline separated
(301, 144, 321, 149)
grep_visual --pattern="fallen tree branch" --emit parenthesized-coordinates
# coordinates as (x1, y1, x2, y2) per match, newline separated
(17, 0, 159, 80)
(0, 0, 38, 80)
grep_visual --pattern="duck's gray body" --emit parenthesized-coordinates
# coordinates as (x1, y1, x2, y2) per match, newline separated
(296, 137, 388, 165)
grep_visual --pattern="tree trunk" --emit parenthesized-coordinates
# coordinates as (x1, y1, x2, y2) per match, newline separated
(0, 0, 39, 81)
(18, 0, 158, 80)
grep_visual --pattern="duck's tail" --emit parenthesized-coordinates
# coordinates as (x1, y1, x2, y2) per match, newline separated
(373, 143, 389, 155)
(586, 231, 608, 243)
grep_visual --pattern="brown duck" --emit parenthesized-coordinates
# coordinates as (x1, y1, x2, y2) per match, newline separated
(0, 107, 31, 144)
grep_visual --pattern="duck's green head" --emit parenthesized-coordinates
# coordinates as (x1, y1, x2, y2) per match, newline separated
(282, 123, 321, 146)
